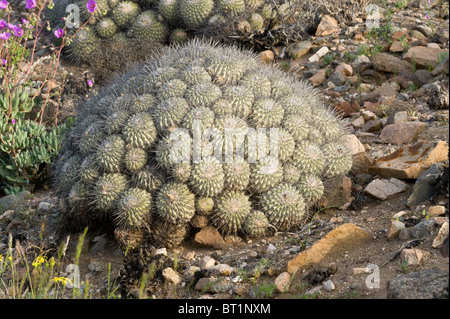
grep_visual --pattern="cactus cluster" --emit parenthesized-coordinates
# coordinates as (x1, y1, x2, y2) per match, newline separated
(44, 0, 307, 65)
(53, 40, 352, 248)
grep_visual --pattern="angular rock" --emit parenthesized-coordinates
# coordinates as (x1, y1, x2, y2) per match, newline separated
(289, 41, 312, 60)
(390, 41, 405, 53)
(274, 272, 291, 293)
(406, 163, 446, 207)
(344, 134, 365, 156)
(433, 222, 449, 249)
(379, 122, 427, 145)
(308, 69, 327, 87)
(400, 248, 429, 266)
(322, 280, 336, 291)
(352, 116, 365, 128)
(370, 140, 449, 179)
(194, 225, 226, 249)
(387, 268, 449, 299)
(410, 219, 436, 239)
(361, 119, 382, 132)
(364, 178, 408, 200)
(431, 56, 449, 76)
(335, 62, 353, 76)
(414, 69, 432, 86)
(315, 15, 339, 37)
(403, 46, 449, 68)
(162, 267, 182, 285)
(428, 206, 446, 218)
(334, 100, 360, 117)
(373, 83, 399, 97)
(309, 47, 329, 63)
(319, 175, 353, 209)
(370, 53, 412, 73)
(287, 223, 373, 274)
(387, 219, 406, 241)
(199, 256, 216, 270)
(260, 50, 274, 64)
(208, 264, 235, 276)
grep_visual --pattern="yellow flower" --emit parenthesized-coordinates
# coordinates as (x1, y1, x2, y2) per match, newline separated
(49, 257, 55, 268)
(54, 277, 72, 286)
(0, 254, 3, 263)
(32, 256, 47, 268)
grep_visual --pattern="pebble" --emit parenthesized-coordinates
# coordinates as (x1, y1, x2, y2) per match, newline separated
(162, 267, 182, 285)
(155, 248, 167, 256)
(410, 219, 436, 239)
(199, 256, 216, 270)
(267, 243, 277, 253)
(274, 272, 291, 293)
(432, 222, 449, 249)
(322, 280, 336, 291)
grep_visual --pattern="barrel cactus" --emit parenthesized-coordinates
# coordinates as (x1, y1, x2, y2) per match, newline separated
(53, 40, 352, 249)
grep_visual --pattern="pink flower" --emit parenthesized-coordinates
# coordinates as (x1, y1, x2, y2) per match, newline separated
(1, 58, 6, 66)
(25, 0, 36, 9)
(13, 26, 23, 37)
(0, 0, 8, 10)
(54, 28, 64, 38)
(0, 31, 10, 40)
(0, 20, 6, 29)
(425, 13, 430, 19)
(11, 119, 16, 125)
(86, 0, 97, 13)
(87, 79, 93, 87)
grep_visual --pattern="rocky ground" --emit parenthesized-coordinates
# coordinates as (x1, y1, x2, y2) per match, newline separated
(0, 0, 449, 300)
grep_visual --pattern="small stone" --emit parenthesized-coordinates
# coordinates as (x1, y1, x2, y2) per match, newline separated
(308, 69, 327, 87)
(393, 111, 408, 124)
(184, 251, 196, 260)
(358, 83, 373, 93)
(352, 116, 365, 128)
(335, 62, 353, 76)
(431, 56, 449, 76)
(387, 219, 406, 241)
(208, 264, 235, 276)
(315, 15, 339, 36)
(360, 110, 377, 122)
(410, 219, 435, 239)
(162, 267, 181, 285)
(305, 286, 322, 296)
(379, 122, 427, 145)
(361, 119, 382, 132)
(37, 201, 52, 211)
(289, 41, 312, 60)
(88, 262, 102, 273)
(344, 134, 365, 156)
(90, 236, 107, 254)
(322, 280, 335, 291)
(267, 243, 277, 253)
(260, 50, 274, 64)
(428, 206, 446, 218)
(364, 178, 408, 201)
(392, 211, 408, 219)
(194, 225, 226, 249)
(400, 248, 429, 266)
(432, 222, 449, 249)
(390, 41, 405, 52)
(354, 55, 370, 65)
(334, 100, 360, 117)
(155, 248, 167, 256)
(199, 256, 216, 270)
(274, 272, 291, 293)
(353, 267, 371, 275)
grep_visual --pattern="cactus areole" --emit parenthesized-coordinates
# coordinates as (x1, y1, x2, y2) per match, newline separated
(54, 40, 352, 248)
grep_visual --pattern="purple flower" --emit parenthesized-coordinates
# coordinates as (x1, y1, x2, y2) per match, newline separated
(7, 23, 14, 30)
(1, 58, 6, 66)
(0, 0, 8, 10)
(0, 20, 6, 29)
(54, 28, 64, 38)
(25, 0, 36, 9)
(86, 0, 97, 13)
(425, 13, 430, 19)
(11, 119, 16, 125)
(87, 79, 93, 87)
(13, 26, 23, 37)
(0, 31, 10, 40)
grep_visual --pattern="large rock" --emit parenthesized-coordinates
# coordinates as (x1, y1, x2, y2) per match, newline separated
(370, 140, 449, 179)
(289, 41, 312, 60)
(379, 122, 427, 145)
(431, 56, 449, 76)
(364, 178, 409, 200)
(387, 268, 449, 299)
(287, 223, 373, 274)
(315, 15, 339, 37)
(334, 100, 360, 117)
(406, 163, 446, 207)
(344, 134, 365, 156)
(308, 69, 327, 87)
(403, 46, 449, 68)
(370, 53, 412, 73)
